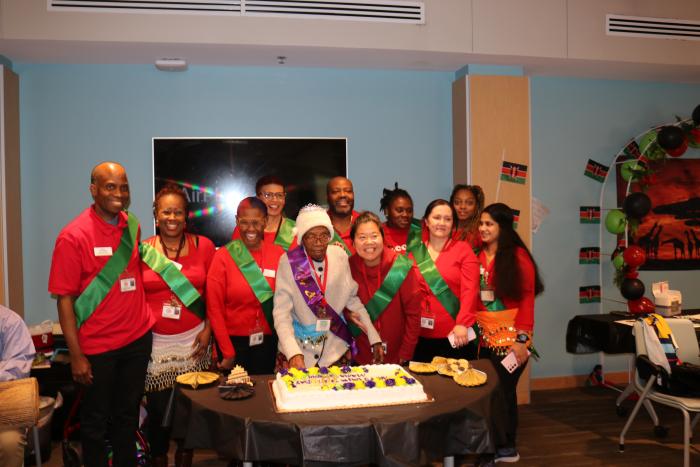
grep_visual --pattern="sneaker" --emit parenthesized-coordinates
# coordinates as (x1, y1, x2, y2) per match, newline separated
(494, 447, 520, 463)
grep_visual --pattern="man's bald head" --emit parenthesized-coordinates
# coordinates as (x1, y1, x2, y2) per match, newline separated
(326, 176, 354, 217)
(89, 161, 131, 221)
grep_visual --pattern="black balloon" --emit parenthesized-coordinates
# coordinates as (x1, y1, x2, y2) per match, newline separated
(657, 126, 685, 150)
(623, 192, 652, 219)
(693, 104, 700, 126)
(621, 278, 645, 301)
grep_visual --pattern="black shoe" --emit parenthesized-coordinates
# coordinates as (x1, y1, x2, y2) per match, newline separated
(494, 447, 520, 463)
(474, 454, 496, 467)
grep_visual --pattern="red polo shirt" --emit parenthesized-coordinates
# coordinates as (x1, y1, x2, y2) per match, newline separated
(48, 207, 154, 355)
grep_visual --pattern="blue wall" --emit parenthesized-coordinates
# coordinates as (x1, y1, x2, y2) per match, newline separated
(530, 77, 700, 377)
(16, 63, 453, 325)
(14, 63, 700, 378)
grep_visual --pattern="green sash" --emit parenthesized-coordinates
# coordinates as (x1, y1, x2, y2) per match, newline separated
(412, 242, 461, 319)
(273, 218, 296, 251)
(225, 240, 274, 328)
(74, 212, 139, 327)
(405, 219, 422, 254)
(139, 242, 205, 320)
(331, 230, 352, 256)
(349, 254, 413, 337)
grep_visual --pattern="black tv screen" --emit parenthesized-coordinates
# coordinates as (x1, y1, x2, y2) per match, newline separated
(153, 138, 347, 246)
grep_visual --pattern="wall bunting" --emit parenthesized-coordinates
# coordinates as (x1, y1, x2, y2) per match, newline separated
(579, 285, 601, 304)
(579, 247, 601, 265)
(584, 159, 609, 183)
(579, 206, 601, 224)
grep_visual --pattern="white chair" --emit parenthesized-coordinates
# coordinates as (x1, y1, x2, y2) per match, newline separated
(619, 318, 700, 467)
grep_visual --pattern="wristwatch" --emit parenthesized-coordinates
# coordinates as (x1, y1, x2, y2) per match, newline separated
(515, 332, 530, 344)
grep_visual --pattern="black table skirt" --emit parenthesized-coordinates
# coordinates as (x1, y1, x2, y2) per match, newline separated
(566, 310, 700, 355)
(171, 360, 507, 466)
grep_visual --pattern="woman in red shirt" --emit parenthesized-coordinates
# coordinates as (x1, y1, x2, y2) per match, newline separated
(476, 202, 544, 464)
(380, 183, 420, 254)
(349, 211, 424, 364)
(141, 185, 216, 467)
(450, 184, 485, 252)
(207, 197, 284, 375)
(412, 199, 480, 362)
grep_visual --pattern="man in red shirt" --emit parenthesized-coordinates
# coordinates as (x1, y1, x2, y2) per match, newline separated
(48, 162, 153, 467)
(326, 176, 359, 255)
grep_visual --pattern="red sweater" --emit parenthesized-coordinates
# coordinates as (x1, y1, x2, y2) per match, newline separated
(411, 239, 479, 338)
(383, 222, 429, 255)
(453, 228, 483, 252)
(349, 249, 424, 364)
(206, 243, 284, 358)
(140, 235, 216, 335)
(477, 247, 535, 331)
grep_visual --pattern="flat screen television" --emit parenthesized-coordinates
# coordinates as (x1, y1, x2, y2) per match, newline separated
(153, 137, 347, 246)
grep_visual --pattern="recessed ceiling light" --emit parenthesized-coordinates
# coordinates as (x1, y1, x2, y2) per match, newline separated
(277, 56, 287, 65)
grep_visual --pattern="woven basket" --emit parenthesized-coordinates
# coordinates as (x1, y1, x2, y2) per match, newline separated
(0, 377, 39, 430)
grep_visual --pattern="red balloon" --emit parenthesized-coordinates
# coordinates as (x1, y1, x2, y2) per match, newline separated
(628, 297, 655, 314)
(667, 138, 688, 157)
(623, 246, 646, 268)
(624, 270, 639, 279)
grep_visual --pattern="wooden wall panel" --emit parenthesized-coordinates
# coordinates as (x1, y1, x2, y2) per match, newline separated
(467, 74, 532, 403)
(1, 66, 23, 317)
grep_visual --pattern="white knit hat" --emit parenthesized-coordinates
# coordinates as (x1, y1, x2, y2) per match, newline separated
(293, 204, 334, 243)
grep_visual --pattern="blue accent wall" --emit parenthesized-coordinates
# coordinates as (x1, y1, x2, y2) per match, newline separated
(530, 77, 700, 377)
(15, 63, 453, 325)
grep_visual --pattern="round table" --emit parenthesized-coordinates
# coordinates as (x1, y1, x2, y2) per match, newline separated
(171, 359, 507, 466)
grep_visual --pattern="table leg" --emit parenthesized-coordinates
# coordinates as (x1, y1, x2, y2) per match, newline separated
(443, 456, 455, 467)
(615, 382, 635, 406)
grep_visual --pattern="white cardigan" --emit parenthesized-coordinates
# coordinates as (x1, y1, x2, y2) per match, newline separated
(273, 245, 381, 367)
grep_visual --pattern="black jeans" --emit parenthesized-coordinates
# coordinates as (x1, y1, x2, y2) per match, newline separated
(479, 347, 527, 450)
(145, 389, 174, 458)
(82, 331, 152, 467)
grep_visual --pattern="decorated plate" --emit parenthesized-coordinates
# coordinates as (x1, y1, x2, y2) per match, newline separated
(454, 369, 488, 387)
(408, 361, 437, 374)
(176, 371, 220, 389)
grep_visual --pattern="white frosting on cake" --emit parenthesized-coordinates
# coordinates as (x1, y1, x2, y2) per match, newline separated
(272, 364, 428, 412)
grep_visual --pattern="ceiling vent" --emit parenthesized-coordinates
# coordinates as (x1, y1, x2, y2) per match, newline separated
(48, 0, 425, 23)
(606, 14, 700, 41)
(48, 0, 242, 14)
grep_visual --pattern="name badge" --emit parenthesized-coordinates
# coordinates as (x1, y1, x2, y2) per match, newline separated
(481, 290, 495, 302)
(420, 316, 435, 329)
(316, 319, 331, 332)
(94, 247, 113, 257)
(171, 261, 183, 271)
(263, 268, 276, 278)
(249, 332, 264, 347)
(162, 304, 181, 320)
(120, 277, 136, 293)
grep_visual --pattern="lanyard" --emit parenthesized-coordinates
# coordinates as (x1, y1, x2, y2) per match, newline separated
(308, 254, 329, 294)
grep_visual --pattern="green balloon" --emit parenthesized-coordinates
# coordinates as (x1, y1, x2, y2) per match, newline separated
(605, 209, 627, 234)
(638, 131, 657, 154)
(612, 254, 625, 270)
(620, 160, 644, 182)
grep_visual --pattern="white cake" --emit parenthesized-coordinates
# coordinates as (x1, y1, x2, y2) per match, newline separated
(271, 364, 428, 412)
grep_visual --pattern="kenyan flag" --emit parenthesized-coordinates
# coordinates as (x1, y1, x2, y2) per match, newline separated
(500, 161, 528, 184)
(579, 206, 601, 224)
(579, 285, 601, 304)
(623, 140, 641, 159)
(579, 247, 600, 264)
(511, 208, 520, 230)
(584, 159, 609, 183)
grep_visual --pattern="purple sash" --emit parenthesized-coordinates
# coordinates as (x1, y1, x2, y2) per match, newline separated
(287, 246, 355, 350)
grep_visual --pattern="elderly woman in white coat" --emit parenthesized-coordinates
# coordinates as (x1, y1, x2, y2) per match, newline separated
(273, 204, 384, 369)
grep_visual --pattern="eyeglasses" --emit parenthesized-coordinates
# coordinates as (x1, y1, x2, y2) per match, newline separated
(259, 192, 286, 201)
(304, 232, 331, 244)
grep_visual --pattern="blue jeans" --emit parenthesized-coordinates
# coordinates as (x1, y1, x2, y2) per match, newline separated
(82, 331, 152, 467)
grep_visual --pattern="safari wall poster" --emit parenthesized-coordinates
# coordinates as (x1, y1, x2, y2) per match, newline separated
(617, 158, 700, 270)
